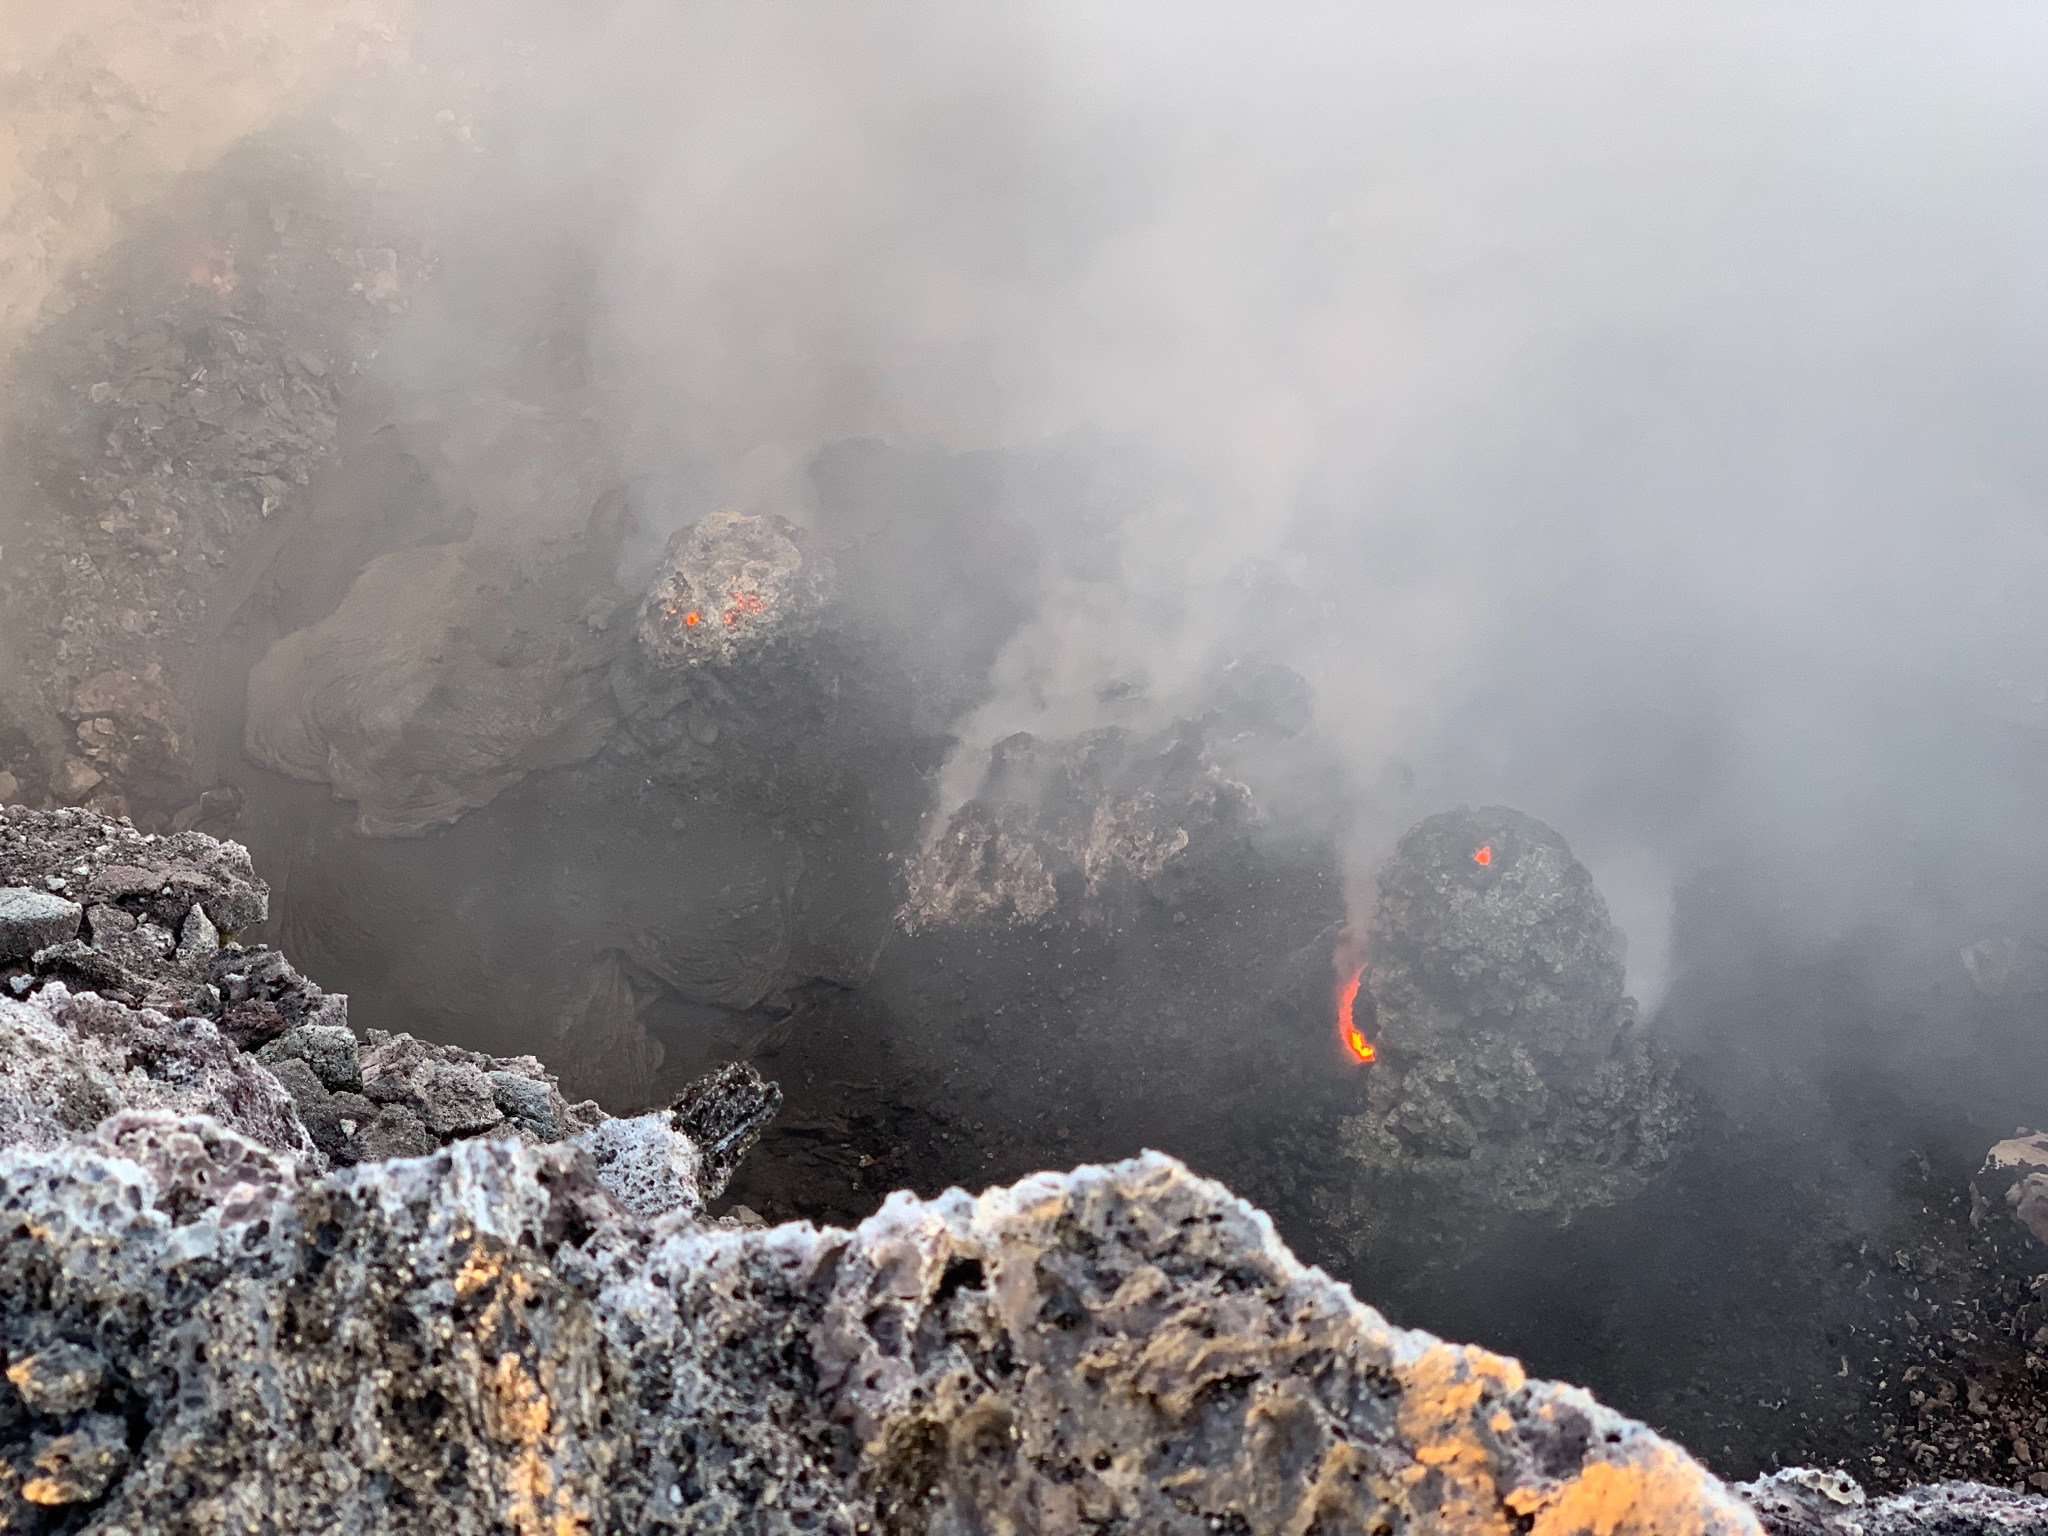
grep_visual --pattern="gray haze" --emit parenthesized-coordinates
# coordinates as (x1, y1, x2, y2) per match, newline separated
(424, 2, 2048, 1008)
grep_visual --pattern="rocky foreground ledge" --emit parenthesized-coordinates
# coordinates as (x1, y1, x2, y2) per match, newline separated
(0, 812, 2039, 1532)
(0, 1108, 1748, 1534)
(0, 1001, 2036, 1535)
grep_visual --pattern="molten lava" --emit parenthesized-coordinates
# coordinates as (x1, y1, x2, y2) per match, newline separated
(1473, 844, 1493, 866)
(1336, 965, 1375, 1063)
(723, 590, 766, 626)
(683, 610, 702, 627)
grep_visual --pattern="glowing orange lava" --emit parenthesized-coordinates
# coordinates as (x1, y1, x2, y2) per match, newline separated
(1337, 965, 1376, 1063)
(683, 610, 701, 627)
(1473, 844, 1493, 866)
(723, 590, 766, 627)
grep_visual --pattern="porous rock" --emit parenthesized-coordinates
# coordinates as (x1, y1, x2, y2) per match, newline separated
(0, 1123, 1767, 1535)
(1741, 1467, 2048, 1534)
(0, 983, 317, 1166)
(0, 889, 81, 963)
(570, 1111, 704, 1221)
(261, 1023, 365, 1094)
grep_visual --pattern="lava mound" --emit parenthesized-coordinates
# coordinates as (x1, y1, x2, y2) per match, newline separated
(1331, 806, 1690, 1233)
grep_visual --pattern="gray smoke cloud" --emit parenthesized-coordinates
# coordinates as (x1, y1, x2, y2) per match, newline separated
(423, 1, 2048, 1009)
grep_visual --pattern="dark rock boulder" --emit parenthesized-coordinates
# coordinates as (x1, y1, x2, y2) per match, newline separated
(1329, 806, 1689, 1243)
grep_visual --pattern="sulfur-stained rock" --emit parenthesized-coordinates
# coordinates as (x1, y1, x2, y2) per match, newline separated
(22, 1415, 128, 1506)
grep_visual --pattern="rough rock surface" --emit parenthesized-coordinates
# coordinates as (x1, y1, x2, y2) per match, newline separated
(1329, 806, 1689, 1239)
(0, 803, 331, 1020)
(1742, 1467, 2048, 1533)
(900, 722, 1257, 934)
(0, 804, 636, 1169)
(0, 983, 316, 1165)
(0, 1124, 1769, 1535)
(632, 510, 831, 672)
(0, 114, 425, 828)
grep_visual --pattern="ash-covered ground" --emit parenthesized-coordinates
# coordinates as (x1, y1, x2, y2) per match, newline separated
(5, 4, 2048, 1516)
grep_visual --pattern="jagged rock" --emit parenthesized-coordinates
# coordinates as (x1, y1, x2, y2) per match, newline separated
(208, 945, 349, 1034)
(1329, 806, 1689, 1238)
(0, 984, 317, 1166)
(0, 808, 352, 1048)
(260, 1023, 364, 1094)
(20, 1415, 128, 1508)
(0, 806, 265, 934)
(488, 1070, 562, 1139)
(360, 1032, 504, 1137)
(631, 510, 831, 672)
(350, 1103, 438, 1162)
(672, 1060, 782, 1201)
(0, 1122, 1775, 1534)
(900, 722, 1256, 934)
(0, 889, 82, 962)
(6, 1342, 106, 1417)
(1742, 1468, 2048, 1534)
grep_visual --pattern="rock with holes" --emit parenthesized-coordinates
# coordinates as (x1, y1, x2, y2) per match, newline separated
(0, 983, 317, 1167)
(0, 1121, 1812, 1534)
(1740, 1467, 2048, 1535)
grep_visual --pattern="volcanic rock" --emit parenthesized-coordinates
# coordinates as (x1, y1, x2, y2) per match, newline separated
(900, 721, 1257, 934)
(1742, 1467, 2048, 1534)
(0, 889, 81, 962)
(633, 510, 831, 670)
(1975, 1132, 2048, 1247)
(0, 983, 317, 1164)
(0, 1116, 1767, 1534)
(243, 504, 624, 837)
(672, 1059, 782, 1200)
(1330, 806, 1688, 1238)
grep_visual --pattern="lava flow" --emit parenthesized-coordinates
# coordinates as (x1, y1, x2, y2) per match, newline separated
(1337, 965, 1376, 1063)
(1473, 844, 1493, 866)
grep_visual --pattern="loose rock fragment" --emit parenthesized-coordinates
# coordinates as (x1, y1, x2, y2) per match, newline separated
(5, 1342, 104, 1416)
(0, 888, 81, 961)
